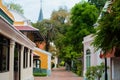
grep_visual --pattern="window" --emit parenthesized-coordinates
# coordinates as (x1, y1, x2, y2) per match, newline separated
(33, 59, 40, 68)
(86, 49, 91, 69)
(0, 35, 10, 72)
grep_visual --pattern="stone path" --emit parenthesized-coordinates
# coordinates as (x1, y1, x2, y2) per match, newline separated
(34, 67, 83, 80)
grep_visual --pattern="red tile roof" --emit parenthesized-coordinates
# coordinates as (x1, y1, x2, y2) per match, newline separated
(15, 25, 44, 41)
(15, 26, 38, 31)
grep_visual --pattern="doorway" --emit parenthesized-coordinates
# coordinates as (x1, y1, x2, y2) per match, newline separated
(14, 43, 21, 80)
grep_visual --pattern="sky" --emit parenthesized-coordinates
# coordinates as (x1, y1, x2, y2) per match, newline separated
(4, 0, 81, 22)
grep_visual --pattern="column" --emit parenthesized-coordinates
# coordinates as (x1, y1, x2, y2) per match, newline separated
(31, 50, 33, 68)
(20, 46, 24, 80)
(48, 55, 51, 76)
(55, 56, 58, 68)
(28, 49, 30, 68)
(9, 40, 15, 80)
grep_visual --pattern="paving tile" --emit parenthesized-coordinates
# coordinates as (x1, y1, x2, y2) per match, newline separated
(34, 67, 83, 80)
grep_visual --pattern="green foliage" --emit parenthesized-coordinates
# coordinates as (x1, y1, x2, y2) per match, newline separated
(51, 8, 69, 24)
(88, 0, 107, 11)
(59, 61, 65, 66)
(74, 60, 83, 76)
(6, 2, 24, 14)
(86, 63, 105, 80)
(32, 19, 60, 41)
(68, 2, 98, 53)
(57, 2, 98, 76)
(92, 0, 120, 53)
(32, 8, 70, 54)
(32, 19, 61, 51)
(33, 73, 47, 77)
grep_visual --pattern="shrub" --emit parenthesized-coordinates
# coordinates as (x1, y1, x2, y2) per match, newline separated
(59, 61, 65, 66)
(85, 63, 105, 80)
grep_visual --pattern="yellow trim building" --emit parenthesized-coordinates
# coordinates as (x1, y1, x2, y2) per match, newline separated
(34, 48, 52, 76)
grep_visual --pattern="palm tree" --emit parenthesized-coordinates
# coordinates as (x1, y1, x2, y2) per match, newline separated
(32, 19, 60, 51)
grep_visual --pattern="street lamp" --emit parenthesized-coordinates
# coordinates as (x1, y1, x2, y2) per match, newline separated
(100, 51, 108, 80)
(105, 57, 108, 80)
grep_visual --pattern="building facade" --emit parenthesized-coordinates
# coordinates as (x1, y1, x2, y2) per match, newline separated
(34, 48, 52, 76)
(83, 34, 120, 80)
(9, 5, 52, 76)
(0, 1, 35, 80)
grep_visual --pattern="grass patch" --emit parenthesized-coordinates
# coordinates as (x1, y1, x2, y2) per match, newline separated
(33, 73, 47, 77)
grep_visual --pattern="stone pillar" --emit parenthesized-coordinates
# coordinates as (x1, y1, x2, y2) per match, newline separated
(20, 46, 24, 80)
(9, 40, 15, 80)
(54, 56, 58, 68)
(48, 54, 51, 76)
(28, 49, 30, 68)
(31, 50, 33, 68)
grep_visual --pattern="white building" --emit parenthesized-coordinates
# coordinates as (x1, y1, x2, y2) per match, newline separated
(0, 1, 35, 80)
(83, 34, 120, 80)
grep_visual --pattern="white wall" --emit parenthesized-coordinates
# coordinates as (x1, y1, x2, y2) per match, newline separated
(112, 58, 120, 80)
(0, 72, 10, 80)
(21, 68, 34, 80)
(83, 34, 105, 80)
(20, 47, 34, 80)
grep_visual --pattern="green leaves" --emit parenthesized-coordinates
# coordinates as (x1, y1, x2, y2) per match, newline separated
(88, 0, 107, 11)
(86, 63, 105, 80)
(71, 2, 98, 26)
(6, 2, 24, 14)
(51, 8, 69, 24)
(93, 0, 120, 53)
(68, 2, 98, 53)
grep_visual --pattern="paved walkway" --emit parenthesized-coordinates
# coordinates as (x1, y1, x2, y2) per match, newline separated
(34, 67, 83, 80)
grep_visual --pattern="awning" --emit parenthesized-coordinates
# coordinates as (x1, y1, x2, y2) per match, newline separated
(15, 25, 39, 31)
(15, 25, 44, 41)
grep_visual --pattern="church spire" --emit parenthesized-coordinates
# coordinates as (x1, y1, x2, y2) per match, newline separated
(38, 0, 43, 22)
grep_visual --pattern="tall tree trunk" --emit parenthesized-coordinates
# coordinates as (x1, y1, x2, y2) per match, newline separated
(45, 31, 49, 51)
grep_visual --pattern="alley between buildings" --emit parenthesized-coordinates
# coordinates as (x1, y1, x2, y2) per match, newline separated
(34, 67, 83, 80)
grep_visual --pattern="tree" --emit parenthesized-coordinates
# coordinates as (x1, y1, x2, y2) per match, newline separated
(51, 8, 69, 24)
(58, 2, 98, 75)
(33, 8, 70, 54)
(92, 0, 120, 54)
(69, 2, 98, 53)
(32, 19, 60, 51)
(88, 0, 107, 11)
(6, 2, 24, 14)
(50, 8, 71, 55)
